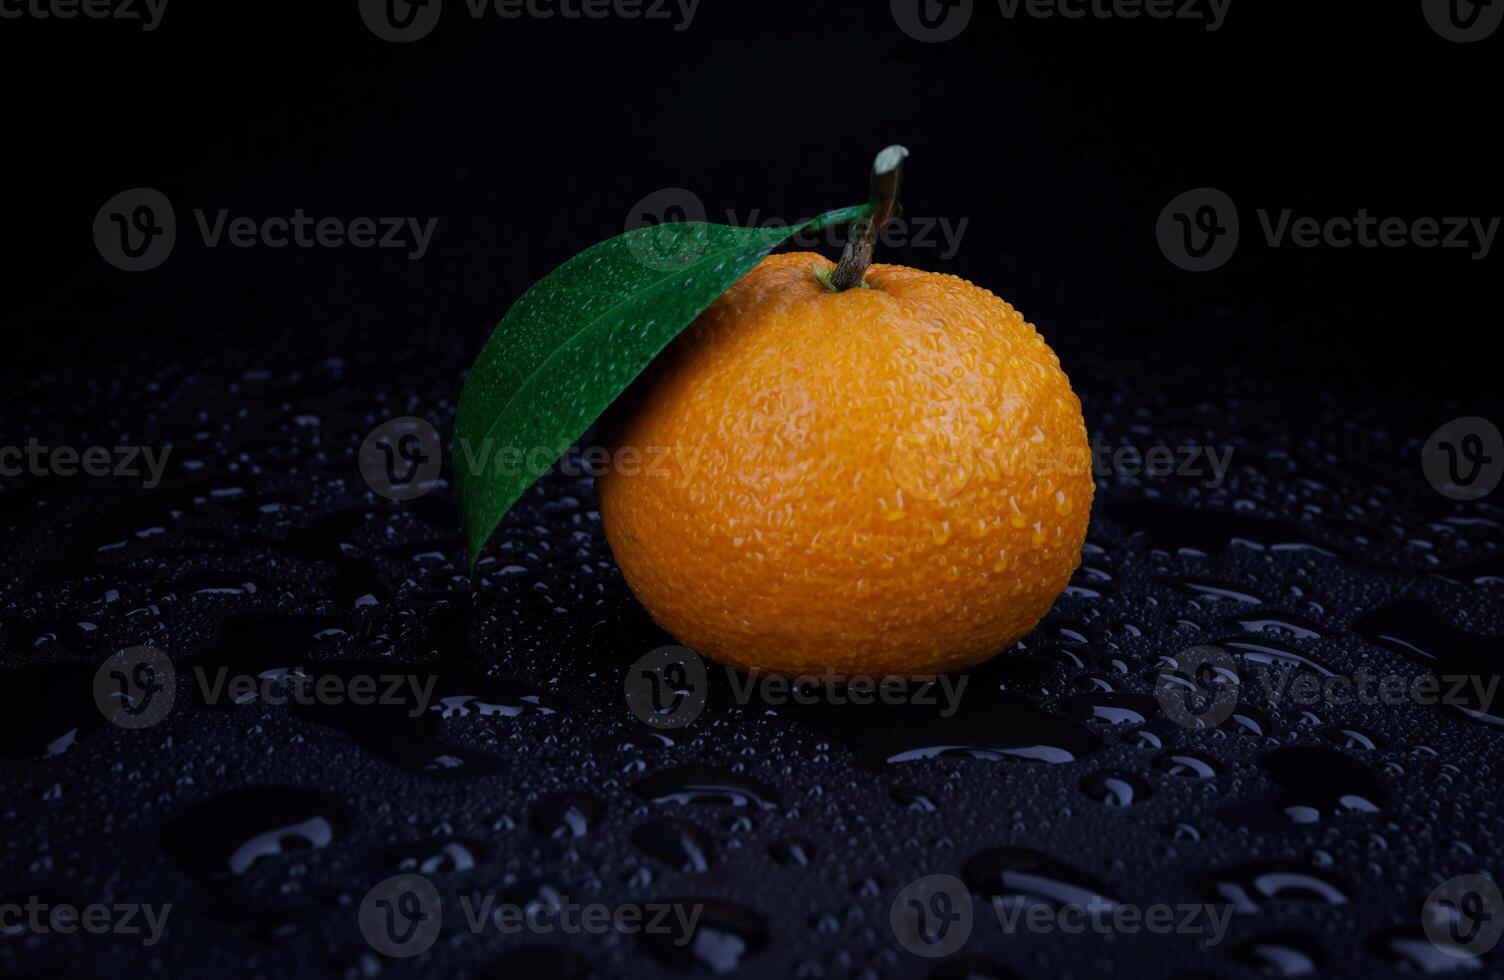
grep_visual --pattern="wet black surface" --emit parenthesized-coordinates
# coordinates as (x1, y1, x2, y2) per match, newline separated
(0, 336, 1500, 979)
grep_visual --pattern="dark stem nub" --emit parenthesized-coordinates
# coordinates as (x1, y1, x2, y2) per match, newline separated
(828, 145, 909, 292)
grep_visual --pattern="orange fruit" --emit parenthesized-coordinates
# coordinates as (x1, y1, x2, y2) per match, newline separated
(597, 252, 1092, 677)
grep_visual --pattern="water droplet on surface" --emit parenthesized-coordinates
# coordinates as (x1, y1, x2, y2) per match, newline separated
(1262, 745, 1385, 822)
(1201, 861, 1350, 913)
(1357, 599, 1503, 726)
(1325, 726, 1381, 750)
(532, 792, 604, 838)
(1370, 927, 1486, 973)
(638, 900, 769, 973)
(0, 663, 104, 760)
(389, 838, 481, 874)
(1062, 692, 1159, 726)
(161, 786, 347, 882)
(633, 818, 714, 872)
(769, 839, 815, 867)
(1153, 750, 1220, 779)
(1081, 771, 1152, 806)
(633, 766, 779, 809)
(964, 846, 1120, 910)
(1221, 636, 1335, 677)
(1230, 932, 1324, 976)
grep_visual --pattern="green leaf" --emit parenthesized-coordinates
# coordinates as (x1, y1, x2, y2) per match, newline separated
(453, 203, 874, 570)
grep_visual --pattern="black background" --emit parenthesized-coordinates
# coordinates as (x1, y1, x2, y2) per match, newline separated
(2, 2, 1502, 979)
(4, 0, 1501, 397)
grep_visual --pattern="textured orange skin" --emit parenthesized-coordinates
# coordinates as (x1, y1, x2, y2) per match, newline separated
(597, 253, 1093, 677)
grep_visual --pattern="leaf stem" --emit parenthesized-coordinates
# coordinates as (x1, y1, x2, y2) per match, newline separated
(827, 145, 909, 292)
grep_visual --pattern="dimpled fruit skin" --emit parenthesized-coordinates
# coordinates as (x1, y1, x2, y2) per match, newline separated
(597, 252, 1093, 677)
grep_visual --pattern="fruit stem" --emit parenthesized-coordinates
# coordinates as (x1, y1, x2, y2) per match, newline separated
(826, 145, 908, 292)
